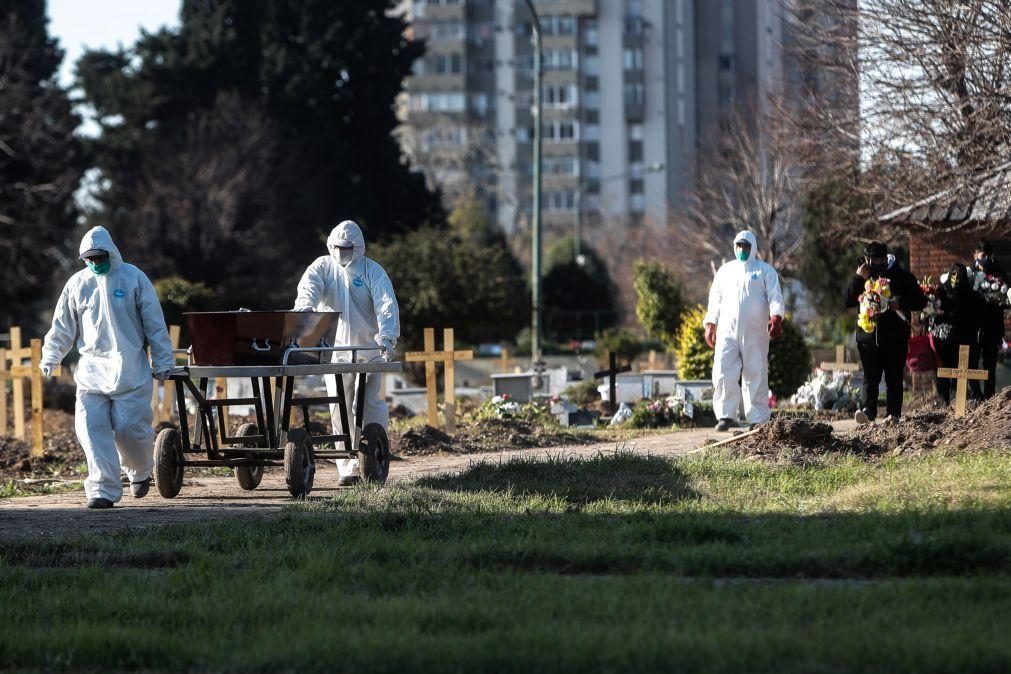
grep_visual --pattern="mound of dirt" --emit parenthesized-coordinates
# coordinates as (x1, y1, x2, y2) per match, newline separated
(0, 411, 87, 480)
(395, 425, 454, 455)
(729, 417, 871, 459)
(728, 389, 1011, 461)
(850, 388, 1011, 454)
(391, 419, 595, 456)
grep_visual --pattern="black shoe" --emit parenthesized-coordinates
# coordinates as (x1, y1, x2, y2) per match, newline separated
(130, 477, 151, 498)
(715, 418, 734, 432)
(337, 475, 360, 487)
(87, 498, 114, 509)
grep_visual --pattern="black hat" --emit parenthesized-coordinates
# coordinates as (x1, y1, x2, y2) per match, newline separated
(863, 241, 887, 258)
(79, 248, 107, 260)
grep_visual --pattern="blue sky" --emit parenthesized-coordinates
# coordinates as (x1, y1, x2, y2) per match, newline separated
(47, 0, 180, 86)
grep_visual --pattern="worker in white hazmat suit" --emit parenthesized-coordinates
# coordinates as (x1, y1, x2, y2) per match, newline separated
(294, 220, 400, 485)
(40, 226, 175, 508)
(703, 230, 785, 431)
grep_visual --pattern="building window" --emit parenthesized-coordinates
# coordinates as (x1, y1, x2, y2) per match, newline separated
(545, 84, 578, 108)
(544, 156, 579, 176)
(544, 48, 578, 70)
(431, 22, 465, 41)
(624, 83, 645, 106)
(629, 140, 644, 162)
(623, 48, 643, 70)
(410, 92, 466, 112)
(629, 178, 644, 194)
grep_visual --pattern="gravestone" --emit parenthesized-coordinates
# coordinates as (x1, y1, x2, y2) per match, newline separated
(491, 372, 535, 403)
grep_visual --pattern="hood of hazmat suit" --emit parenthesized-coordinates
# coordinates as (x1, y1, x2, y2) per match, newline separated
(293, 220, 400, 360)
(702, 230, 786, 424)
(41, 226, 175, 395)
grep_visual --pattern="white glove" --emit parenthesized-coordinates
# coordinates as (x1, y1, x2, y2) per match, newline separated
(153, 369, 172, 381)
(377, 337, 395, 362)
(40, 364, 53, 377)
(293, 306, 314, 312)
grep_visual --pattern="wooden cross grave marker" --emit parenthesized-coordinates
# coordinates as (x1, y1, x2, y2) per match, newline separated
(405, 328, 474, 433)
(820, 344, 859, 373)
(0, 327, 62, 456)
(936, 344, 988, 417)
(594, 352, 631, 415)
(148, 325, 182, 423)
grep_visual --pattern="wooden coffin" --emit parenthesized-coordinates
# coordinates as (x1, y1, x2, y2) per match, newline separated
(184, 311, 341, 366)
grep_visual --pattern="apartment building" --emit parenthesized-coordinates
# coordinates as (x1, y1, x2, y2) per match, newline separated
(401, 0, 796, 237)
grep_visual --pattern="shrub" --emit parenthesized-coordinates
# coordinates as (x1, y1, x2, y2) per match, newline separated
(153, 276, 215, 331)
(465, 395, 557, 427)
(769, 317, 812, 398)
(627, 398, 716, 429)
(674, 305, 711, 380)
(633, 260, 685, 349)
(563, 379, 600, 406)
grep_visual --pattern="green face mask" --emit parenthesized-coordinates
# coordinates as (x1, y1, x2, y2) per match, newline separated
(735, 249, 750, 262)
(86, 259, 111, 276)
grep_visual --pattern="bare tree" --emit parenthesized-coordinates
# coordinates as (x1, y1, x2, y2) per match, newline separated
(785, 0, 1011, 231)
(671, 108, 807, 282)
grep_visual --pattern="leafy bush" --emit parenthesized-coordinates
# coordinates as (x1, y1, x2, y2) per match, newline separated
(634, 260, 685, 349)
(674, 305, 711, 380)
(627, 398, 716, 429)
(768, 317, 812, 398)
(563, 380, 600, 406)
(594, 327, 644, 364)
(673, 304, 811, 398)
(154, 276, 216, 330)
(465, 395, 557, 427)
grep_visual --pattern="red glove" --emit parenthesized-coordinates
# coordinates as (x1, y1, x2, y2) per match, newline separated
(704, 323, 717, 349)
(768, 315, 783, 339)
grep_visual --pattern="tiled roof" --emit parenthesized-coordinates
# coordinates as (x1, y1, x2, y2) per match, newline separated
(878, 160, 1011, 232)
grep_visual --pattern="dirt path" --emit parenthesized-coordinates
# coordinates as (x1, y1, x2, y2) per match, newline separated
(0, 422, 858, 543)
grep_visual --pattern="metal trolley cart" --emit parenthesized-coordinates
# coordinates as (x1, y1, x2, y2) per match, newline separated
(153, 310, 402, 498)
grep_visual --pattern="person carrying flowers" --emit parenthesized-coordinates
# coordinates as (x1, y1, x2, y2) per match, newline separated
(969, 240, 1008, 399)
(844, 241, 927, 425)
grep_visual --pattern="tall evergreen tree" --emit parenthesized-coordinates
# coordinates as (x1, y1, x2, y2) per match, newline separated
(77, 0, 443, 307)
(0, 0, 84, 328)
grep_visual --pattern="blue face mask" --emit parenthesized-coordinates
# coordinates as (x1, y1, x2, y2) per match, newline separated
(735, 248, 750, 262)
(86, 259, 111, 276)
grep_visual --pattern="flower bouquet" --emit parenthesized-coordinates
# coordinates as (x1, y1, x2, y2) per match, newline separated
(972, 270, 1011, 309)
(858, 277, 892, 334)
(918, 278, 942, 323)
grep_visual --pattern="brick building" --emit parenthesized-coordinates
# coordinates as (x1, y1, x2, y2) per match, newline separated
(880, 161, 1011, 332)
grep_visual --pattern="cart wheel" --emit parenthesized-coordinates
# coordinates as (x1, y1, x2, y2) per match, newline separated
(358, 423, 390, 484)
(154, 427, 184, 498)
(284, 428, 315, 498)
(232, 422, 264, 490)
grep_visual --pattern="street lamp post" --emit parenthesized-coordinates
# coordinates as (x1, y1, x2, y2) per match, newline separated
(572, 161, 664, 265)
(522, 0, 543, 378)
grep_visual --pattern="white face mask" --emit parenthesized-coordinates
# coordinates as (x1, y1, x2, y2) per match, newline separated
(331, 247, 354, 266)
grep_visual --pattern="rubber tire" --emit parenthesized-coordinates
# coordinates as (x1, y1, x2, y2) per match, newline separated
(154, 428, 184, 498)
(232, 423, 264, 490)
(358, 423, 390, 484)
(284, 428, 315, 498)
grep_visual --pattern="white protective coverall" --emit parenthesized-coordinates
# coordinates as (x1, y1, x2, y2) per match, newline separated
(293, 220, 400, 477)
(703, 230, 785, 424)
(41, 226, 175, 502)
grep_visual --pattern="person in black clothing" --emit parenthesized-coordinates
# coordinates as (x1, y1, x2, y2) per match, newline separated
(931, 263, 985, 406)
(969, 240, 1007, 399)
(844, 241, 928, 424)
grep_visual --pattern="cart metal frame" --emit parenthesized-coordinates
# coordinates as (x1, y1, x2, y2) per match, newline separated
(155, 345, 402, 497)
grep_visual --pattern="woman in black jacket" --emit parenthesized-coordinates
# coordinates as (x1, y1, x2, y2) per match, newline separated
(932, 263, 986, 406)
(969, 240, 1007, 399)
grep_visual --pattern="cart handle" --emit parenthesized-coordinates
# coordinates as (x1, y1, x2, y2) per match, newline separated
(281, 344, 385, 365)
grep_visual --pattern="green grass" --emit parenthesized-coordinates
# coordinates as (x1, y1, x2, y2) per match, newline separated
(1, 450, 1010, 673)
